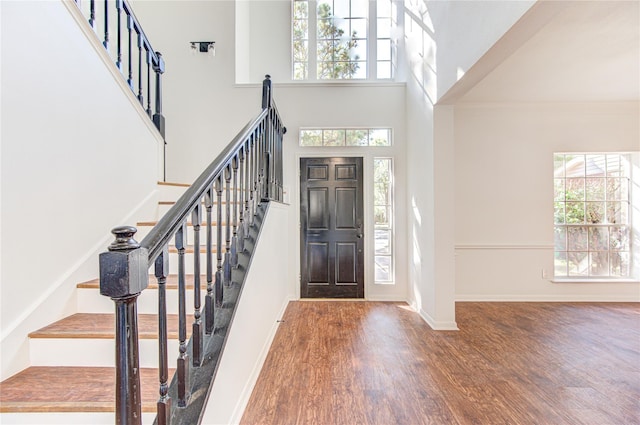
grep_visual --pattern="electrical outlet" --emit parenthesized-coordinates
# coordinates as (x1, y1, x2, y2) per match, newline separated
(541, 269, 548, 279)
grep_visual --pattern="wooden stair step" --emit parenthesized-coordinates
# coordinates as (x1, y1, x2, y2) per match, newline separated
(0, 366, 170, 413)
(137, 220, 227, 227)
(158, 181, 190, 187)
(28, 313, 189, 340)
(77, 275, 209, 290)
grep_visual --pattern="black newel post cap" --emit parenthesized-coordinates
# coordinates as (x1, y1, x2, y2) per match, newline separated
(100, 226, 149, 298)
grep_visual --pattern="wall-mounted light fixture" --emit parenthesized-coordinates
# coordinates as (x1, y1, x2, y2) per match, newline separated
(190, 41, 216, 56)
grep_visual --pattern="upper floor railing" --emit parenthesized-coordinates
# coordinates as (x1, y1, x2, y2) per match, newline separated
(99, 76, 285, 424)
(74, 0, 166, 172)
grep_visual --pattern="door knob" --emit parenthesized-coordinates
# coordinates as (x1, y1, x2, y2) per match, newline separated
(357, 233, 363, 239)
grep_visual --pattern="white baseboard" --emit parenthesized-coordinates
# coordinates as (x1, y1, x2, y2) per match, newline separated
(456, 295, 640, 302)
(419, 308, 459, 331)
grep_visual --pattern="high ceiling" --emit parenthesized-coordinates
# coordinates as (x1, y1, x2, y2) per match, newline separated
(458, 0, 639, 103)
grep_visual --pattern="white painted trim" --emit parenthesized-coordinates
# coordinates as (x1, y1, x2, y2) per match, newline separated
(419, 308, 459, 331)
(0, 190, 158, 342)
(455, 244, 553, 250)
(60, 0, 164, 147)
(456, 295, 640, 302)
(227, 296, 295, 425)
(235, 82, 406, 89)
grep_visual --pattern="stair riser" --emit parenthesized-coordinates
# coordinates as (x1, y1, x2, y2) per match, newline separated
(78, 287, 208, 315)
(30, 338, 181, 368)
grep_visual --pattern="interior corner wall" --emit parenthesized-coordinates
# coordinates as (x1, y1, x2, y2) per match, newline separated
(454, 101, 640, 301)
(425, 0, 535, 101)
(1, 0, 160, 378)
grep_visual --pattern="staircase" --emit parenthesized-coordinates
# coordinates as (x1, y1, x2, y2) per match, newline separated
(0, 182, 196, 424)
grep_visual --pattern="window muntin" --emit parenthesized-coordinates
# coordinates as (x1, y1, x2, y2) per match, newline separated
(300, 128, 391, 146)
(374, 158, 394, 283)
(554, 153, 632, 278)
(293, 0, 395, 80)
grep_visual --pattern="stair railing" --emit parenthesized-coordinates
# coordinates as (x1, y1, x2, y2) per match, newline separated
(99, 75, 285, 425)
(73, 0, 167, 176)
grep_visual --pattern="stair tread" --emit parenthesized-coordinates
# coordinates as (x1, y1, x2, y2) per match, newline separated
(29, 313, 192, 340)
(158, 181, 190, 187)
(0, 366, 169, 413)
(77, 275, 210, 290)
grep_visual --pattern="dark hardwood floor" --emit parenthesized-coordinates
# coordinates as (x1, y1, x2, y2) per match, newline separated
(241, 301, 640, 425)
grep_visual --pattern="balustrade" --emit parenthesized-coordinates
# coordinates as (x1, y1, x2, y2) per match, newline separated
(99, 76, 285, 425)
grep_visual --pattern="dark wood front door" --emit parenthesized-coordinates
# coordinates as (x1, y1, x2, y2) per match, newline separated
(300, 157, 364, 298)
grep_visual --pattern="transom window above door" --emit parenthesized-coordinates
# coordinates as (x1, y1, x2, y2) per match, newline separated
(292, 0, 397, 80)
(299, 128, 392, 146)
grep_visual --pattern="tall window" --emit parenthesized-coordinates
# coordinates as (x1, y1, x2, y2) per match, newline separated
(554, 153, 632, 278)
(374, 158, 394, 283)
(293, 0, 396, 80)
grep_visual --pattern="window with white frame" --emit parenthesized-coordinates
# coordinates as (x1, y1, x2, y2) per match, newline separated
(300, 128, 391, 146)
(374, 157, 393, 283)
(554, 153, 634, 279)
(292, 0, 397, 80)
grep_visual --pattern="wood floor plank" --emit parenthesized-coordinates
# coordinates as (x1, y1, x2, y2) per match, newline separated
(241, 301, 640, 425)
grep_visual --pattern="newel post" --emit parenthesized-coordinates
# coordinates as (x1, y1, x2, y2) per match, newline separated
(261, 74, 272, 110)
(99, 226, 149, 425)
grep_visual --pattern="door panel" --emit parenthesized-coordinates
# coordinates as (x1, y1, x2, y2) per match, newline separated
(300, 157, 364, 298)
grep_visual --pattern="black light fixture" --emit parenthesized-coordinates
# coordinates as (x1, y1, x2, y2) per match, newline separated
(190, 41, 215, 55)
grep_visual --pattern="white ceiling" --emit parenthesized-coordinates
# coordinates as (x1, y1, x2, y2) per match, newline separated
(458, 0, 640, 103)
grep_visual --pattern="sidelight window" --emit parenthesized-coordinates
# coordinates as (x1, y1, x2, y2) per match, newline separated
(374, 158, 393, 283)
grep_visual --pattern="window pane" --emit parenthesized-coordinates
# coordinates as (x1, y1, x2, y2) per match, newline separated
(607, 202, 628, 224)
(554, 179, 565, 201)
(610, 226, 630, 251)
(300, 129, 322, 146)
(565, 178, 585, 199)
(351, 18, 367, 37)
(377, 39, 391, 60)
(375, 229, 391, 254)
(554, 154, 565, 178)
(586, 202, 604, 224)
(370, 128, 391, 146)
(323, 129, 345, 146)
(565, 202, 584, 223)
(377, 61, 391, 79)
(586, 154, 606, 176)
(554, 226, 567, 251)
(346, 129, 368, 146)
(351, 0, 368, 17)
(588, 227, 608, 250)
(554, 251, 567, 276)
(567, 226, 588, 250)
(610, 252, 630, 277)
(294, 0, 308, 19)
(585, 178, 605, 200)
(607, 177, 628, 201)
(590, 252, 609, 277)
(567, 252, 588, 276)
(374, 206, 390, 227)
(378, 0, 392, 17)
(377, 18, 391, 37)
(374, 256, 392, 282)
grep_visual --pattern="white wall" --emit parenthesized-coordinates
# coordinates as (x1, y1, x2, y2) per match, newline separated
(0, 0, 161, 378)
(454, 102, 640, 301)
(202, 202, 294, 425)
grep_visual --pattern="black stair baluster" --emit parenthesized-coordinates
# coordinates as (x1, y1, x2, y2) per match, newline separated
(115, 0, 122, 70)
(126, 15, 134, 89)
(230, 156, 239, 267)
(192, 204, 203, 367)
(237, 147, 245, 252)
(175, 224, 190, 407)
(103, 0, 109, 49)
(214, 175, 224, 307)
(137, 31, 144, 105)
(249, 135, 256, 226)
(89, 0, 96, 28)
(146, 48, 152, 116)
(204, 188, 214, 334)
(223, 165, 232, 285)
(155, 247, 171, 425)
